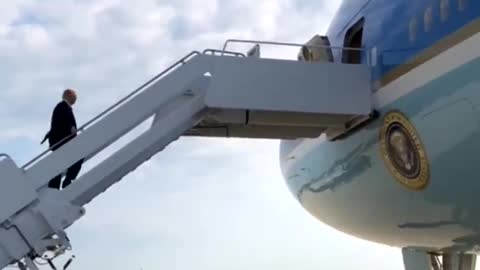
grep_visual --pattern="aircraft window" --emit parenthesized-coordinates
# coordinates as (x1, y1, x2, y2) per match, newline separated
(424, 6, 433, 32)
(441, 0, 450, 22)
(458, 0, 467, 11)
(409, 18, 417, 42)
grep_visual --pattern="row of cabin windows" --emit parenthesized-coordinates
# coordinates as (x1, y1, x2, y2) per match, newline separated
(309, 0, 469, 64)
(409, 0, 469, 42)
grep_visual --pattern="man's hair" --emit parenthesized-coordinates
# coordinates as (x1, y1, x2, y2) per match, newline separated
(62, 89, 75, 99)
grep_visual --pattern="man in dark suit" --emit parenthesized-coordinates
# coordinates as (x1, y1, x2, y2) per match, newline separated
(42, 89, 83, 189)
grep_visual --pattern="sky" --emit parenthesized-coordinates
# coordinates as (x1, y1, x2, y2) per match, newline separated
(0, 0, 405, 269)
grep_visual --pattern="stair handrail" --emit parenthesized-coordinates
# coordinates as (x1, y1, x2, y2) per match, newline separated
(22, 51, 201, 170)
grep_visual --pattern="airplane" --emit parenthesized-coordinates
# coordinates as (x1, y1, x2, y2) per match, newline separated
(280, 0, 480, 269)
(0, 0, 479, 269)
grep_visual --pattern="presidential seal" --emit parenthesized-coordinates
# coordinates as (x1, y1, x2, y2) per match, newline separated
(379, 111, 429, 190)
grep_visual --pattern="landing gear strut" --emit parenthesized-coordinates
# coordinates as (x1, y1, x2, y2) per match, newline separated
(403, 249, 477, 270)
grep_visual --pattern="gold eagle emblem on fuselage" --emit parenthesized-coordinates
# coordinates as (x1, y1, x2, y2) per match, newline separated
(379, 111, 430, 190)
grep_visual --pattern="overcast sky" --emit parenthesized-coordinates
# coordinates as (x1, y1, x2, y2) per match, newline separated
(0, 1, 406, 269)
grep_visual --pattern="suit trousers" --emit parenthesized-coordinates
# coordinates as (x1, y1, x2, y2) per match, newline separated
(48, 159, 83, 189)
(47, 140, 84, 190)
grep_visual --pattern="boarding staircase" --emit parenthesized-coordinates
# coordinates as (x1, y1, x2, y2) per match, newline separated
(0, 40, 374, 269)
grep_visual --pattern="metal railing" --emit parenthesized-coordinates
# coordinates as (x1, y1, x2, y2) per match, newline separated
(203, 49, 246, 58)
(222, 39, 366, 53)
(21, 51, 201, 170)
(0, 154, 10, 161)
(222, 39, 371, 64)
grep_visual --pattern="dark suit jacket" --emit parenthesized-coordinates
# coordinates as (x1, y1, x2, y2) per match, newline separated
(43, 101, 77, 150)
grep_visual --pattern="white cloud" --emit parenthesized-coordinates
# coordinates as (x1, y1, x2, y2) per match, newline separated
(0, 0, 341, 157)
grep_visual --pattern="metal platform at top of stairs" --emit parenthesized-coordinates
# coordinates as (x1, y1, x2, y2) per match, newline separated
(0, 39, 374, 270)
